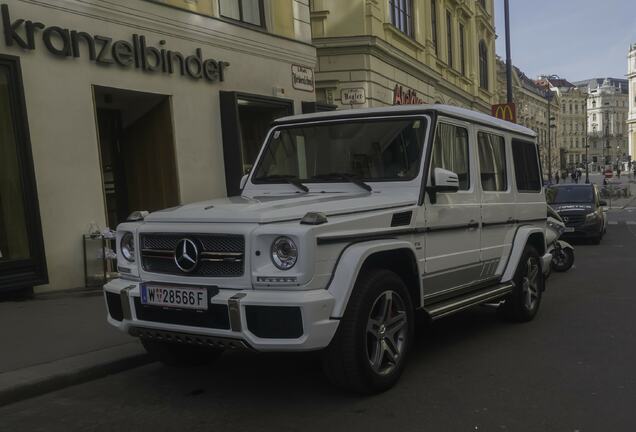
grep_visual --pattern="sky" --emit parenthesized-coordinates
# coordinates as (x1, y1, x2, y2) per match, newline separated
(494, 0, 636, 82)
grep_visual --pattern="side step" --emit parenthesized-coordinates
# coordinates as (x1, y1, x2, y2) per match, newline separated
(424, 282, 514, 320)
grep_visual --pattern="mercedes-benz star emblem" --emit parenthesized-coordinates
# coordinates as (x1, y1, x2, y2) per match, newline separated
(563, 216, 569, 223)
(174, 238, 199, 273)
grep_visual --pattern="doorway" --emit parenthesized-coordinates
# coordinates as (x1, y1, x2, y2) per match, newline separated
(93, 86, 179, 229)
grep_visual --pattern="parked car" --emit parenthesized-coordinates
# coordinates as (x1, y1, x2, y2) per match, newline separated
(546, 184, 607, 244)
(104, 105, 551, 394)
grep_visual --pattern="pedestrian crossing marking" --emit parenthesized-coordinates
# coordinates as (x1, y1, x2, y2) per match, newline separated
(608, 221, 636, 225)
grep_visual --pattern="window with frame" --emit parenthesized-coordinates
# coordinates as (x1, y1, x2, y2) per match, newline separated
(512, 139, 542, 192)
(446, 11, 453, 68)
(479, 0, 487, 9)
(219, 0, 264, 27)
(431, 123, 470, 190)
(431, 0, 438, 54)
(389, 0, 414, 36)
(459, 23, 466, 75)
(149, 0, 214, 17)
(479, 40, 488, 90)
(478, 132, 507, 191)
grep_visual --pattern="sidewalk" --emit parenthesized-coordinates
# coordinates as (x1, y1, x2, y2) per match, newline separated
(0, 291, 152, 406)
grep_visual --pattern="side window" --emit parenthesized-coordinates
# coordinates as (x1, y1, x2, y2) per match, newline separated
(511, 139, 541, 192)
(478, 132, 507, 191)
(431, 123, 470, 190)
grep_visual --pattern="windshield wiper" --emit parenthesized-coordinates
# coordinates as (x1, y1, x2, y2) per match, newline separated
(312, 173, 372, 192)
(253, 174, 309, 193)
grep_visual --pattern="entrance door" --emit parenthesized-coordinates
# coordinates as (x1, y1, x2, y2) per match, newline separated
(420, 119, 481, 298)
(94, 87, 179, 229)
(0, 56, 47, 292)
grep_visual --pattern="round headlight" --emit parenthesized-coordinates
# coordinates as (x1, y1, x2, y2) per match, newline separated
(120, 232, 135, 263)
(271, 236, 298, 270)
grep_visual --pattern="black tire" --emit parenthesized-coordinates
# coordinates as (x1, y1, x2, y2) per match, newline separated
(321, 269, 414, 394)
(141, 339, 223, 367)
(499, 246, 544, 322)
(551, 247, 574, 272)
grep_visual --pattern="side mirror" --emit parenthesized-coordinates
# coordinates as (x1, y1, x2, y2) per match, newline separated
(427, 168, 459, 204)
(599, 200, 608, 207)
(240, 174, 249, 190)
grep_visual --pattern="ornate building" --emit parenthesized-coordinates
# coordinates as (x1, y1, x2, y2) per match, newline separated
(628, 44, 636, 160)
(574, 78, 629, 171)
(496, 60, 560, 177)
(311, 0, 497, 112)
(536, 76, 587, 171)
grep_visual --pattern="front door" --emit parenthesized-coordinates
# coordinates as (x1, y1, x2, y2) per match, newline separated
(420, 119, 481, 298)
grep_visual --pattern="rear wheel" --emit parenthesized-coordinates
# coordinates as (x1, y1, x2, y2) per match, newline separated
(141, 339, 223, 367)
(321, 269, 413, 394)
(500, 246, 544, 322)
(551, 246, 574, 272)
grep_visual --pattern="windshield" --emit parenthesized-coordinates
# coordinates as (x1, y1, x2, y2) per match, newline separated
(546, 186, 594, 204)
(252, 118, 427, 183)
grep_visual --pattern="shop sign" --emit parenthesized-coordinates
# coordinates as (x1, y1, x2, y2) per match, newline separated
(341, 88, 366, 105)
(291, 65, 314, 92)
(393, 84, 424, 105)
(491, 103, 517, 123)
(0, 4, 230, 84)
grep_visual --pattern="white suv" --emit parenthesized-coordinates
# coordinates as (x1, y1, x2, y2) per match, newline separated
(104, 105, 551, 394)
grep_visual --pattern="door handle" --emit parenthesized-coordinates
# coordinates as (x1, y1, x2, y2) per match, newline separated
(467, 220, 479, 230)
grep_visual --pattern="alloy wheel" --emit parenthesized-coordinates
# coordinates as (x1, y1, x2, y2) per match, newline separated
(522, 257, 540, 310)
(365, 291, 408, 376)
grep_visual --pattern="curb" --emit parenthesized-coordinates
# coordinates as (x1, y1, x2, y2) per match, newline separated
(0, 342, 153, 407)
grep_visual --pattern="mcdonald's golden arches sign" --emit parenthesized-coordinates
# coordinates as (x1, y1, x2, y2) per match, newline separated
(491, 103, 516, 123)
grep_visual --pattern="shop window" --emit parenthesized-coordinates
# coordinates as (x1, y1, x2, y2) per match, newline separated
(219, 0, 264, 27)
(512, 139, 541, 192)
(0, 55, 47, 292)
(478, 132, 507, 191)
(479, 40, 488, 90)
(389, 0, 413, 37)
(220, 92, 294, 196)
(431, 123, 470, 190)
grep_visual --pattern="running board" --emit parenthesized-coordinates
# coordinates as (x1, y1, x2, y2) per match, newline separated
(424, 282, 514, 320)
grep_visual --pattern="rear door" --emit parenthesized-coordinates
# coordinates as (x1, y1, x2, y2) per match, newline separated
(421, 118, 481, 297)
(477, 129, 515, 278)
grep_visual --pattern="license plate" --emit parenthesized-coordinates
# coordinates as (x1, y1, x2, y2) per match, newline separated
(140, 284, 208, 310)
(564, 227, 575, 233)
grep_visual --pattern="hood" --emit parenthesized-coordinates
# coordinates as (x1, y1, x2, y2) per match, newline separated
(551, 203, 594, 213)
(144, 191, 417, 224)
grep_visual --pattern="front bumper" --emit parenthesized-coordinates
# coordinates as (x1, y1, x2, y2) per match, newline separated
(561, 221, 602, 239)
(103, 278, 339, 352)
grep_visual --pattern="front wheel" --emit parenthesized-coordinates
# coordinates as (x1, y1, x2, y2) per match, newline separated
(321, 269, 414, 394)
(499, 246, 544, 322)
(551, 246, 574, 272)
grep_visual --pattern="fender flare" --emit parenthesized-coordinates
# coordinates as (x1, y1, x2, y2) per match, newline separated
(501, 226, 547, 282)
(327, 240, 420, 318)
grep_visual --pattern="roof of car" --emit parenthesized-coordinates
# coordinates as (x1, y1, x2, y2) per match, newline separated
(274, 104, 537, 138)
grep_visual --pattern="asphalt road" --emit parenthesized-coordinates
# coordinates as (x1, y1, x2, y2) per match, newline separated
(2, 209, 636, 432)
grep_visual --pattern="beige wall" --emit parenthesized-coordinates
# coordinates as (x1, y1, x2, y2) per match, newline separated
(1, 0, 316, 292)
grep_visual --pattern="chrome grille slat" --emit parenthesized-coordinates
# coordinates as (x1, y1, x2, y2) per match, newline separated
(140, 233, 245, 277)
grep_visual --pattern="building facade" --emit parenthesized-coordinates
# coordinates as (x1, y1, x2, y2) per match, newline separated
(574, 78, 629, 171)
(628, 44, 636, 160)
(0, 0, 318, 293)
(537, 76, 587, 172)
(496, 60, 560, 178)
(310, 0, 497, 112)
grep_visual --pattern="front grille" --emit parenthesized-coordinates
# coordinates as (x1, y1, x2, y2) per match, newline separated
(134, 297, 230, 329)
(561, 213, 585, 227)
(140, 233, 244, 277)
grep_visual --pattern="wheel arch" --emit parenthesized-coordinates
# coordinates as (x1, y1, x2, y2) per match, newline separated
(501, 226, 547, 282)
(327, 240, 421, 318)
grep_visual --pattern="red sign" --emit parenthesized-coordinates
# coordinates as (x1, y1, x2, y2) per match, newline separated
(491, 103, 516, 123)
(393, 84, 424, 105)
